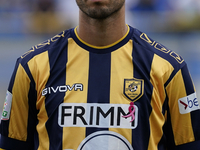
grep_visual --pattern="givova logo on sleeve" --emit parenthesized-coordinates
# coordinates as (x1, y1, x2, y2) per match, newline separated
(178, 92, 199, 114)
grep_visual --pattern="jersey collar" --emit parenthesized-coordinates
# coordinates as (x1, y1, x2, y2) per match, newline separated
(71, 25, 133, 54)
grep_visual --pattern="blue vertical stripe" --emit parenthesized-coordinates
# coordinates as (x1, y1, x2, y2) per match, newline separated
(86, 52, 111, 136)
(45, 44, 68, 150)
(132, 42, 154, 150)
(25, 64, 38, 149)
(181, 64, 200, 141)
(181, 65, 195, 95)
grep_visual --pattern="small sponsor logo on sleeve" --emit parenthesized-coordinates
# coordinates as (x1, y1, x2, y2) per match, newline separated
(1, 91, 12, 120)
(178, 92, 199, 114)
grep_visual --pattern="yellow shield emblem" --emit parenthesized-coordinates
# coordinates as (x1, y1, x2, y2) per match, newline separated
(124, 78, 144, 102)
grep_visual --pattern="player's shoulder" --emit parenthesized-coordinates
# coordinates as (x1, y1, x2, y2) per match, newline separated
(17, 28, 73, 65)
(131, 26, 186, 69)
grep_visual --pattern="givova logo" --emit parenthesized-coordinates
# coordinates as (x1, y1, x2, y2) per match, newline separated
(58, 103, 138, 129)
(178, 92, 199, 114)
(42, 84, 83, 96)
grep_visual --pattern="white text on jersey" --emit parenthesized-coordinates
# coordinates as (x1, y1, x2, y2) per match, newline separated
(58, 103, 138, 129)
(42, 84, 83, 96)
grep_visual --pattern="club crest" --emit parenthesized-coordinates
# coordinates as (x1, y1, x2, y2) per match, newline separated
(124, 78, 144, 102)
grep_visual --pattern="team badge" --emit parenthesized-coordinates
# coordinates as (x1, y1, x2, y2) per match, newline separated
(124, 78, 144, 102)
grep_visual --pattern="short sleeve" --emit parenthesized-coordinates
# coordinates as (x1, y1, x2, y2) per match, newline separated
(0, 59, 37, 150)
(165, 64, 200, 148)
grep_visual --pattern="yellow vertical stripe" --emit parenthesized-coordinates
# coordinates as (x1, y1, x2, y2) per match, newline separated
(166, 70, 194, 145)
(28, 51, 50, 149)
(9, 64, 30, 141)
(109, 40, 133, 144)
(149, 54, 174, 149)
(62, 38, 89, 149)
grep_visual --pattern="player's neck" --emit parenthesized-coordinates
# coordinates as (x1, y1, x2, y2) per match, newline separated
(77, 5, 127, 47)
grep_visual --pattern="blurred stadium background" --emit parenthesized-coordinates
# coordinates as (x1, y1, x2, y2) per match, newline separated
(0, 0, 200, 111)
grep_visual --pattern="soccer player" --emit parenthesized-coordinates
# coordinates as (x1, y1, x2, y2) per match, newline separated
(1, 0, 200, 149)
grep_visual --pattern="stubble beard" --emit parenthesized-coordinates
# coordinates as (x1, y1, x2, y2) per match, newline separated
(77, 1, 125, 20)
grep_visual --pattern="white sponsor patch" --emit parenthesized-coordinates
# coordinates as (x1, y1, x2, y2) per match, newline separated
(58, 103, 138, 129)
(1, 91, 12, 120)
(77, 131, 133, 150)
(178, 92, 199, 114)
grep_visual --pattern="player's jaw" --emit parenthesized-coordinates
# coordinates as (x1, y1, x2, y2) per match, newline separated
(76, 0, 125, 20)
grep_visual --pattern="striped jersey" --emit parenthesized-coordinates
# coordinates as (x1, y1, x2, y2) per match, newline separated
(0, 25, 200, 150)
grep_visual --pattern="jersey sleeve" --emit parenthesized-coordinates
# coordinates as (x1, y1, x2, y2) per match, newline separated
(165, 63, 200, 149)
(0, 58, 37, 150)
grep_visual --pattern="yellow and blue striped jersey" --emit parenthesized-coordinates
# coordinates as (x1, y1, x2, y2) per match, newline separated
(0, 25, 200, 150)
